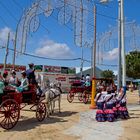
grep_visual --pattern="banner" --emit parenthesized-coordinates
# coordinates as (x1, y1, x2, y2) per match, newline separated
(56, 76, 66, 82)
(44, 65, 61, 73)
(0, 64, 26, 72)
(43, 65, 76, 74)
(14, 65, 26, 72)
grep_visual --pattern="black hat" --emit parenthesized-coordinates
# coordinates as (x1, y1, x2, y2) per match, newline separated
(28, 63, 34, 66)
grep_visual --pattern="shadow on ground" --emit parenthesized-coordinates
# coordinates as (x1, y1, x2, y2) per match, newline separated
(52, 111, 78, 117)
(5, 111, 77, 132)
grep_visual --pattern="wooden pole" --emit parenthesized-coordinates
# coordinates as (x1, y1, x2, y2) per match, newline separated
(90, 5, 96, 109)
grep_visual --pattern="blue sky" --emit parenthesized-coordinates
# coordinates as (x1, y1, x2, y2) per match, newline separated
(0, 0, 140, 74)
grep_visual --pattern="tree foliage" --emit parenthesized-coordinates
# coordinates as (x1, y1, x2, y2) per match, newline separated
(101, 69, 115, 79)
(126, 51, 140, 79)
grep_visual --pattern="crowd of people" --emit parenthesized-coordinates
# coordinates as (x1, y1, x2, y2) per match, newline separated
(0, 63, 36, 95)
(94, 86, 129, 122)
(0, 65, 130, 122)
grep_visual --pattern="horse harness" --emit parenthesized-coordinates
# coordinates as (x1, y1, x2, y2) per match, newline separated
(49, 89, 61, 102)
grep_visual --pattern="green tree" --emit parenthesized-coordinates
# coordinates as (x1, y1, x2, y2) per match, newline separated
(101, 69, 115, 79)
(126, 51, 140, 79)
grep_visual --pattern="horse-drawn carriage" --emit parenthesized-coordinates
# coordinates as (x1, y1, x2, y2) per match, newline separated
(67, 77, 116, 104)
(67, 77, 92, 104)
(0, 84, 46, 130)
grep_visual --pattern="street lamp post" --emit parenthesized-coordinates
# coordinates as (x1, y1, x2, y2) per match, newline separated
(90, 0, 110, 109)
(117, 0, 122, 91)
(90, 4, 97, 109)
(120, 0, 126, 93)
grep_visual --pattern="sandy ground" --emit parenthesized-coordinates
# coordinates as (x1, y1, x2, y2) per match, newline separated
(0, 91, 140, 140)
(119, 91, 140, 140)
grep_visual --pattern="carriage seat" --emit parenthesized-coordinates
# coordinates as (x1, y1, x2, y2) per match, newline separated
(21, 84, 36, 94)
(71, 82, 83, 87)
(21, 84, 36, 103)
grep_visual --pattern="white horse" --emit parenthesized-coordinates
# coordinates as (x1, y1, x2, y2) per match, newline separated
(45, 82, 62, 116)
(35, 73, 62, 116)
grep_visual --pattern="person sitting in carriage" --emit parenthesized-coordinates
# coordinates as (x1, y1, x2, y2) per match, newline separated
(0, 72, 3, 81)
(26, 63, 36, 85)
(9, 70, 19, 87)
(0, 79, 5, 103)
(0, 71, 8, 103)
(2, 71, 9, 86)
(80, 75, 85, 86)
(85, 74, 91, 87)
(16, 71, 29, 93)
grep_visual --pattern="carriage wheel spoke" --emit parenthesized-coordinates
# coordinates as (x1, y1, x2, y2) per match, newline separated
(7, 117, 10, 128)
(2, 117, 8, 126)
(1, 117, 7, 124)
(2, 106, 7, 111)
(9, 116, 15, 126)
(0, 114, 5, 118)
(8, 102, 12, 110)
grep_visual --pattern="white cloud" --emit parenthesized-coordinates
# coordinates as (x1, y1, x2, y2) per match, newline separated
(76, 67, 90, 73)
(113, 70, 118, 75)
(100, 48, 119, 61)
(35, 39, 74, 58)
(0, 27, 14, 45)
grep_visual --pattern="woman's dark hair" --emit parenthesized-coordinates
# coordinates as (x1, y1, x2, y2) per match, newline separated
(21, 72, 26, 77)
(3, 73, 8, 78)
(107, 90, 111, 94)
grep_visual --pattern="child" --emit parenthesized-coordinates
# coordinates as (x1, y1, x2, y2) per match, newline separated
(116, 88, 129, 119)
(95, 88, 106, 122)
(104, 89, 115, 122)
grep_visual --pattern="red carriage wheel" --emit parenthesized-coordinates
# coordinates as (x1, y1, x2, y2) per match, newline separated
(36, 102, 46, 122)
(78, 92, 83, 101)
(0, 99, 20, 130)
(67, 91, 74, 103)
(82, 90, 89, 104)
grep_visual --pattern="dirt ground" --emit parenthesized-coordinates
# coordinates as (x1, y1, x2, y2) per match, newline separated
(119, 91, 140, 140)
(0, 91, 140, 140)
